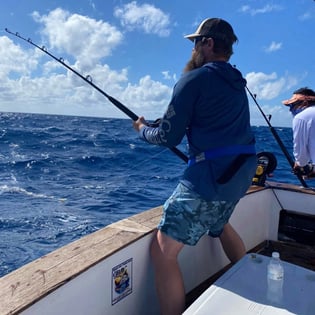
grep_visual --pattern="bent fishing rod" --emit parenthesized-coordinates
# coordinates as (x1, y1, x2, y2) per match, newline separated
(246, 86, 309, 188)
(5, 28, 188, 164)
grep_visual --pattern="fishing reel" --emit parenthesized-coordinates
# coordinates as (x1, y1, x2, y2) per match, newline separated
(252, 152, 277, 186)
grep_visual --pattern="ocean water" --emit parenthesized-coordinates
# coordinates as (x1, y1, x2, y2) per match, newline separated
(0, 112, 303, 277)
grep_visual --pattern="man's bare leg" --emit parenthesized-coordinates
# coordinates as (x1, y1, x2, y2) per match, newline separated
(219, 223, 246, 263)
(150, 230, 185, 315)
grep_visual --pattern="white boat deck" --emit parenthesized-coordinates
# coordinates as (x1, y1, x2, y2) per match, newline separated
(184, 253, 315, 315)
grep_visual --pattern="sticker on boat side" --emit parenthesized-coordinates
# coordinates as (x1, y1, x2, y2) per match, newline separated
(111, 258, 133, 305)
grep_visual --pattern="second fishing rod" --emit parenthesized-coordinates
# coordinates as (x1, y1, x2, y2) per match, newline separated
(246, 86, 309, 188)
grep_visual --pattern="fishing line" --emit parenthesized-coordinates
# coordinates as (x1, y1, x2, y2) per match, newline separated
(246, 86, 309, 188)
(5, 28, 188, 164)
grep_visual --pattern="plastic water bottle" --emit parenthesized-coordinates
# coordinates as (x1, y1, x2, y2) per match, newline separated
(267, 252, 284, 304)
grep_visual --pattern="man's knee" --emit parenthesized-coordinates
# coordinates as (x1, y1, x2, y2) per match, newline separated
(150, 230, 183, 263)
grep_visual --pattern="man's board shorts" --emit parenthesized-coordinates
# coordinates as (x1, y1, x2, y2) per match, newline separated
(158, 182, 238, 246)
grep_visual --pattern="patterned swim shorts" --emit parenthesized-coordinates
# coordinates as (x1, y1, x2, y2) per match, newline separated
(158, 182, 238, 246)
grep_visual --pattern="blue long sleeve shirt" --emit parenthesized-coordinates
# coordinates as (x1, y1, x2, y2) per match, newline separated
(139, 62, 256, 201)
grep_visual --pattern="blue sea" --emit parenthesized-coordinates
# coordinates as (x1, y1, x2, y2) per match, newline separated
(0, 112, 304, 277)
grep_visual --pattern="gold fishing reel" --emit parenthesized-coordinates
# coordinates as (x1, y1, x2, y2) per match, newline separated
(252, 152, 277, 186)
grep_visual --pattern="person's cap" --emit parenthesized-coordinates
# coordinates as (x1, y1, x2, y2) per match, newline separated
(282, 94, 315, 105)
(184, 18, 236, 42)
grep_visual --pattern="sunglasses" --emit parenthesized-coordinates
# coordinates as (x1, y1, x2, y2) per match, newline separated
(289, 100, 303, 108)
(194, 35, 210, 47)
(193, 36, 206, 47)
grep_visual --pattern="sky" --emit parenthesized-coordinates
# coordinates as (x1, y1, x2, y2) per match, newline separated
(0, 0, 314, 127)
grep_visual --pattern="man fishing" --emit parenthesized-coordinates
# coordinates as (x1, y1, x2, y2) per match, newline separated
(133, 18, 256, 314)
(283, 87, 315, 179)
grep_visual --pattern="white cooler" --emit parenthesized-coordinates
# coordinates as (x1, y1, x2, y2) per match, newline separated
(184, 253, 315, 315)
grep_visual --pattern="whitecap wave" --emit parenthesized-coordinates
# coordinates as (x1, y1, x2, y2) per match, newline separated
(0, 185, 53, 199)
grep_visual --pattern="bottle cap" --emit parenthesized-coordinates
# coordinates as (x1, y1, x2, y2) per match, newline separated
(272, 252, 280, 259)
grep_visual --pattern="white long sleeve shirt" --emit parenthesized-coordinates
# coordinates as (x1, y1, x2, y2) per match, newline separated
(292, 106, 315, 166)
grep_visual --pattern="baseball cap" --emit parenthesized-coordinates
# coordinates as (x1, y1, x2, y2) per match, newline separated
(184, 18, 237, 42)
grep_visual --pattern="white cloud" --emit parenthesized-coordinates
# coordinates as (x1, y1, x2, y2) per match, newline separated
(162, 71, 171, 80)
(0, 8, 172, 120)
(299, 12, 312, 21)
(239, 4, 282, 16)
(249, 101, 292, 127)
(0, 36, 37, 78)
(245, 71, 299, 127)
(32, 8, 123, 69)
(122, 75, 171, 117)
(161, 71, 177, 82)
(245, 71, 297, 100)
(89, 0, 96, 10)
(264, 41, 282, 53)
(114, 1, 171, 37)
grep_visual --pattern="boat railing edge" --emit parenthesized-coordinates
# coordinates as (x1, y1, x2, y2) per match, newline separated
(248, 181, 315, 195)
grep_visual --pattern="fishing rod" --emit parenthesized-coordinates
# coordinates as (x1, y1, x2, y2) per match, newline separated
(5, 28, 188, 164)
(246, 86, 309, 188)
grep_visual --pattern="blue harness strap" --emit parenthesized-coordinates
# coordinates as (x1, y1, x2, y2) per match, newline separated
(188, 144, 256, 166)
